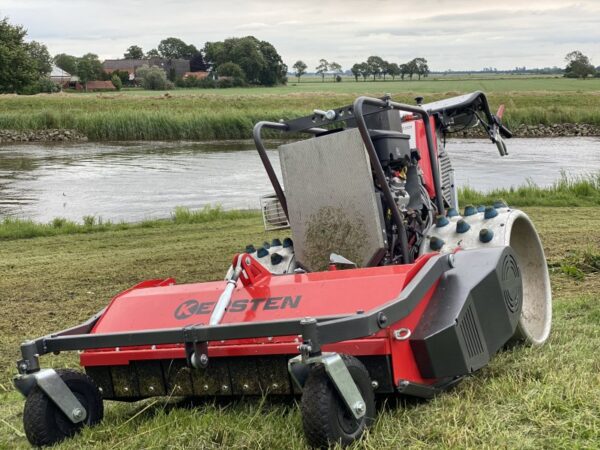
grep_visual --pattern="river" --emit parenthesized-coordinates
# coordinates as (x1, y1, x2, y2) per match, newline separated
(0, 137, 598, 223)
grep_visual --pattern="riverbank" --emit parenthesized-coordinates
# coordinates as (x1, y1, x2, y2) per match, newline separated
(1, 174, 598, 239)
(1, 85, 600, 141)
(1, 122, 599, 144)
(0, 206, 598, 449)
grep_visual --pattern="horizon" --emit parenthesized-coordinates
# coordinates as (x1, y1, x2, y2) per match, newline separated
(2, 0, 600, 72)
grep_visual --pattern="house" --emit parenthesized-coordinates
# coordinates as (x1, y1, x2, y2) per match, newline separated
(183, 71, 209, 80)
(102, 58, 191, 80)
(49, 64, 72, 84)
(75, 80, 116, 92)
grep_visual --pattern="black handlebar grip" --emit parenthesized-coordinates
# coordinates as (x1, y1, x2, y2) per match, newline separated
(499, 124, 513, 139)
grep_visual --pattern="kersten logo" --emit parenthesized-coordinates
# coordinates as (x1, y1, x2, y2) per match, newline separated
(174, 295, 302, 320)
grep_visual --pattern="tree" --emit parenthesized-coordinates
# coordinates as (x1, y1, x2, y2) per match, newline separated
(54, 53, 78, 75)
(157, 37, 198, 60)
(190, 52, 208, 71)
(315, 59, 329, 82)
(329, 62, 342, 81)
(76, 53, 103, 91)
(564, 51, 595, 79)
(380, 60, 390, 80)
(217, 62, 245, 80)
(124, 45, 144, 59)
(414, 57, 429, 80)
(26, 41, 52, 78)
(350, 63, 361, 82)
(399, 63, 409, 80)
(146, 48, 160, 58)
(405, 59, 418, 80)
(293, 60, 308, 82)
(0, 17, 38, 93)
(136, 65, 171, 90)
(366, 56, 384, 80)
(204, 36, 286, 86)
(388, 62, 400, 80)
(358, 62, 370, 81)
(111, 74, 122, 90)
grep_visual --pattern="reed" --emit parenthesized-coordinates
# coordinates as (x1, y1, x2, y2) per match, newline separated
(458, 172, 600, 207)
(0, 84, 599, 141)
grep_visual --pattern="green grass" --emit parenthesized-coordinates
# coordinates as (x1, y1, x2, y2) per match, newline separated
(1, 77, 600, 140)
(0, 207, 598, 448)
(0, 206, 260, 240)
(459, 172, 600, 207)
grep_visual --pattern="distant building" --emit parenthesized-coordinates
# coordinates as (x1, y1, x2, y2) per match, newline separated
(50, 65, 72, 84)
(183, 71, 209, 80)
(75, 80, 116, 92)
(102, 58, 191, 80)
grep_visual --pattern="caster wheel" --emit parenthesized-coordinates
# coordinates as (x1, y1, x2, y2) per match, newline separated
(300, 355, 375, 448)
(23, 369, 104, 447)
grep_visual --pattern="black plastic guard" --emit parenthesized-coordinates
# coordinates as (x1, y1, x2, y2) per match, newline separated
(410, 246, 522, 379)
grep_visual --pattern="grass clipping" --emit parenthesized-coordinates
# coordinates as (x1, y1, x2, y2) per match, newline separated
(302, 206, 367, 271)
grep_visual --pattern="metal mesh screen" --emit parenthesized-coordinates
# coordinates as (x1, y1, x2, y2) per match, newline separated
(260, 194, 290, 231)
(278, 128, 387, 271)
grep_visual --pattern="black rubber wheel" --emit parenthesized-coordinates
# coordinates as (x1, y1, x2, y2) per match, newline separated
(23, 369, 104, 447)
(300, 355, 376, 448)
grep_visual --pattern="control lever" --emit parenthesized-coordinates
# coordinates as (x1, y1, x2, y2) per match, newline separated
(488, 104, 511, 156)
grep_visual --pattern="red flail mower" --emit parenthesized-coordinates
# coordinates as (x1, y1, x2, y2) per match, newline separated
(15, 92, 552, 448)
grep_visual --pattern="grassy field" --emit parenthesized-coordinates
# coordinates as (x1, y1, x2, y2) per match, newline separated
(1, 77, 600, 141)
(0, 206, 598, 448)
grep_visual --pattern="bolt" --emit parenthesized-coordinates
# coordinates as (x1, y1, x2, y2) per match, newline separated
(353, 401, 366, 415)
(272, 383, 279, 390)
(18, 363, 28, 372)
(72, 408, 84, 420)
(149, 386, 155, 392)
(222, 385, 229, 391)
(123, 387, 129, 392)
(203, 384, 209, 391)
(267, 336, 273, 341)
(371, 380, 379, 390)
(243, 383, 249, 391)
(199, 353, 209, 365)
(245, 256, 251, 266)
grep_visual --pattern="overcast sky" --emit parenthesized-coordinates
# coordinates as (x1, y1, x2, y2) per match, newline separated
(2, 0, 599, 71)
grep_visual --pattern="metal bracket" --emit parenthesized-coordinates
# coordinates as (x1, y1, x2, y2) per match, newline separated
(288, 352, 366, 419)
(14, 369, 87, 424)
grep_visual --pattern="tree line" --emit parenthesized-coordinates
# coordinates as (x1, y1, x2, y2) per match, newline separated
(291, 56, 430, 82)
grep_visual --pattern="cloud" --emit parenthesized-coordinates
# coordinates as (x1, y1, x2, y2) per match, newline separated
(2, 0, 599, 70)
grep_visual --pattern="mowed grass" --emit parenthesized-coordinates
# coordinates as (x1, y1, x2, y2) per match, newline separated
(0, 208, 598, 448)
(1, 77, 600, 140)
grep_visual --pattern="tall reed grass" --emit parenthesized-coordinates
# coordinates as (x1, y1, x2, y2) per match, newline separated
(458, 172, 600, 207)
(0, 89, 598, 141)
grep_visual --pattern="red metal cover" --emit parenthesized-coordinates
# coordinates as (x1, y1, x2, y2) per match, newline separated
(91, 254, 432, 334)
